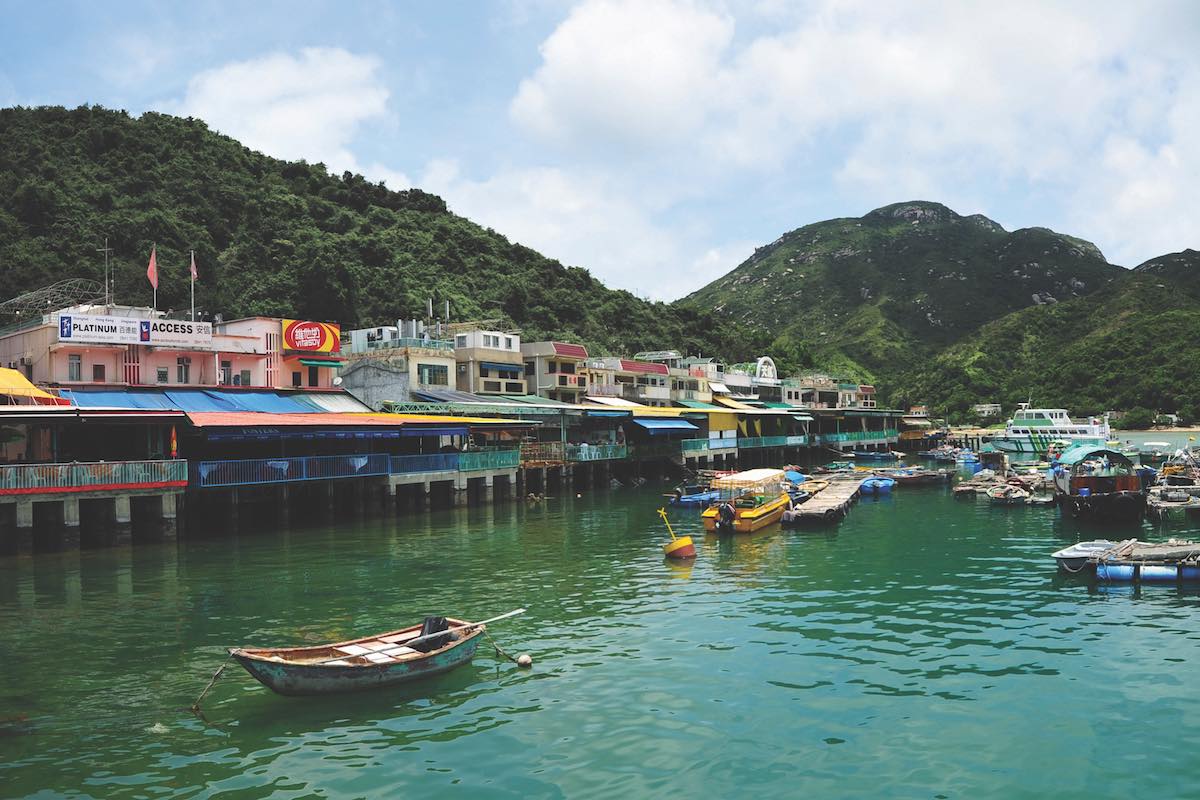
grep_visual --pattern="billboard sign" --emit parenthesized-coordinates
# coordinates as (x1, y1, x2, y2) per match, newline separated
(56, 314, 213, 347)
(282, 319, 341, 353)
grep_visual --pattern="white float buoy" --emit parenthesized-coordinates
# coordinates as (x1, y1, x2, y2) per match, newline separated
(517, 653, 533, 668)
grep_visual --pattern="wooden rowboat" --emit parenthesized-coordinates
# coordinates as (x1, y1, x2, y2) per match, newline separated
(230, 617, 485, 696)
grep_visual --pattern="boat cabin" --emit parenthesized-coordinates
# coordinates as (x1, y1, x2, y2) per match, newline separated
(1051, 446, 1140, 496)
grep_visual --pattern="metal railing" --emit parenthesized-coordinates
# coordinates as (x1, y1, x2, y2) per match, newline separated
(390, 453, 460, 473)
(737, 435, 790, 449)
(566, 444, 627, 461)
(786, 435, 809, 446)
(460, 450, 520, 471)
(813, 429, 899, 444)
(0, 459, 188, 495)
(192, 454, 389, 488)
(587, 384, 622, 397)
(680, 438, 710, 452)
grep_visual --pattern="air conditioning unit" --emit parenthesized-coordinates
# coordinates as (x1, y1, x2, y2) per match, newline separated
(20, 356, 31, 366)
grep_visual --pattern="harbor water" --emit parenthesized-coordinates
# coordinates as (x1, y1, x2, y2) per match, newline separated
(4, 479, 1200, 798)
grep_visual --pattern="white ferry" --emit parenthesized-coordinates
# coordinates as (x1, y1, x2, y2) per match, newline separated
(990, 405, 1110, 455)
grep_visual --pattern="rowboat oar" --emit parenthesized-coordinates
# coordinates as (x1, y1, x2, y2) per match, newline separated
(304, 608, 528, 666)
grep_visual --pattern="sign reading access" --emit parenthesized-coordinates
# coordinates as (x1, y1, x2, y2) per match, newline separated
(56, 314, 213, 347)
(282, 319, 341, 353)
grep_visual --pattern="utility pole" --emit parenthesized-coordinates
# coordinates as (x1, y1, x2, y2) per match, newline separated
(96, 237, 113, 306)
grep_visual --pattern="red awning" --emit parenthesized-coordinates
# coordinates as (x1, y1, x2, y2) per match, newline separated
(552, 342, 589, 359)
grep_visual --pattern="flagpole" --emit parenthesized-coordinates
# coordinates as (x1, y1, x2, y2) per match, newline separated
(190, 250, 195, 322)
(152, 242, 157, 312)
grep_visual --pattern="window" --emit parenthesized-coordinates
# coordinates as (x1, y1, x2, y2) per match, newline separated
(292, 371, 302, 387)
(220, 360, 232, 385)
(456, 335, 467, 348)
(68, 354, 81, 381)
(505, 337, 513, 349)
(92, 363, 105, 382)
(548, 360, 558, 373)
(525, 361, 535, 376)
(418, 363, 448, 386)
(479, 364, 489, 378)
(561, 362, 575, 375)
(177, 362, 190, 383)
(240, 369, 251, 387)
(157, 367, 169, 383)
(308, 365, 319, 387)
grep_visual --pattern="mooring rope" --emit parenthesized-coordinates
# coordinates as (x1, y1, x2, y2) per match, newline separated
(483, 628, 521, 665)
(190, 652, 235, 716)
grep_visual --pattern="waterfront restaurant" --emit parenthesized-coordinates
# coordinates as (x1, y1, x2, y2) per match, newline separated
(0, 304, 343, 393)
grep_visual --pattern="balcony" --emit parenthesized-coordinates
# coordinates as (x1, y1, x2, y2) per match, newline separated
(390, 453, 459, 473)
(0, 460, 188, 495)
(566, 444, 627, 462)
(459, 450, 521, 471)
(192, 455, 389, 488)
(621, 384, 670, 401)
(587, 384, 622, 397)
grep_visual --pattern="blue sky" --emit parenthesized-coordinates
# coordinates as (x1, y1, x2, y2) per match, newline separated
(3, 1, 1197, 299)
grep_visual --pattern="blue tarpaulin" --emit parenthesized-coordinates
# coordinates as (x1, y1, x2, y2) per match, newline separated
(631, 418, 699, 435)
(61, 388, 332, 414)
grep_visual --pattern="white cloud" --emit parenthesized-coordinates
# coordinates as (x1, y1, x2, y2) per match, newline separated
(421, 160, 732, 300)
(175, 47, 389, 176)
(507, 0, 1199, 268)
(510, 0, 734, 151)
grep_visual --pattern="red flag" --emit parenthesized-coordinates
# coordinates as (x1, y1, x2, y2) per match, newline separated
(190, 251, 198, 281)
(146, 246, 158, 290)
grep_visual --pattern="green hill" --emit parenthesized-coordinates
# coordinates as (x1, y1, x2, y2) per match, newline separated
(897, 250, 1200, 417)
(682, 201, 1122, 382)
(0, 105, 746, 358)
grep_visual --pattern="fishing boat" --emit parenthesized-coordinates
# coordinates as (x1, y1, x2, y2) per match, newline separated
(701, 468, 791, 533)
(230, 615, 501, 696)
(1051, 539, 1200, 582)
(889, 467, 951, 486)
(848, 449, 901, 461)
(1051, 540, 1116, 572)
(1049, 445, 1146, 523)
(666, 483, 720, 507)
(1137, 442, 1173, 468)
(986, 484, 1029, 505)
(991, 404, 1110, 455)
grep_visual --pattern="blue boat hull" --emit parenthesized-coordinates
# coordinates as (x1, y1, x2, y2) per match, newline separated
(1096, 563, 1200, 583)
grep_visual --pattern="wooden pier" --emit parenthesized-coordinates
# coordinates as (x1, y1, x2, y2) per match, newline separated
(783, 477, 868, 525)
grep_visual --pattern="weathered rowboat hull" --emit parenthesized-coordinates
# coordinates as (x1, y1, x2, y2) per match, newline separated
(231, 619, 484, 696)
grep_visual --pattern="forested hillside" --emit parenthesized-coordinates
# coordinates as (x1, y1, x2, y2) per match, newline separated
(683, 202, 1121, 382)
(897, 250, 1200, 417)
(0, 105, 751, 358)
(2, 105, 1197, 416)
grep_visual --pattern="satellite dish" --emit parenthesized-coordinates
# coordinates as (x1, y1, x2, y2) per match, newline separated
(333, 376, 343, 387)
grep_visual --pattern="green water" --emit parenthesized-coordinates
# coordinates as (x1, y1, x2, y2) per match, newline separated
(4, 480, 1200, 798)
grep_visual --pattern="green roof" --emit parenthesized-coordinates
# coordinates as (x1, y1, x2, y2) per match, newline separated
(498, 394, 575, 406)
(1055, 444, 1130, 465)
(678, 400, 726, 410)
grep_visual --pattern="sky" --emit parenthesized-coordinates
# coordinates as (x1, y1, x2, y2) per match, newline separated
(2, 0, 1197, 300)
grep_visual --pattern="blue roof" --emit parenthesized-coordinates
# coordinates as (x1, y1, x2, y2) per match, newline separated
(60, 388, 326, 414)
(631, 417, 699, 435)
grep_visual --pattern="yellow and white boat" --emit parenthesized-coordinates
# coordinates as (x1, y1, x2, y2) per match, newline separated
(701, 468, 791, 533)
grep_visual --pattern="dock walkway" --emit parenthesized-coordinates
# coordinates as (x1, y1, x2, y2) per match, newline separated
(784, 477, 867, 525)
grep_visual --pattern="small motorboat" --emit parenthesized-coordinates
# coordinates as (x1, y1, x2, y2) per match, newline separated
(1051, 540, 1116, 572)
(230, 610, 523, 696)
(667, 484, 720, 507)
(1026, 492, 1057, 507)
(861, 477, 896, 494)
